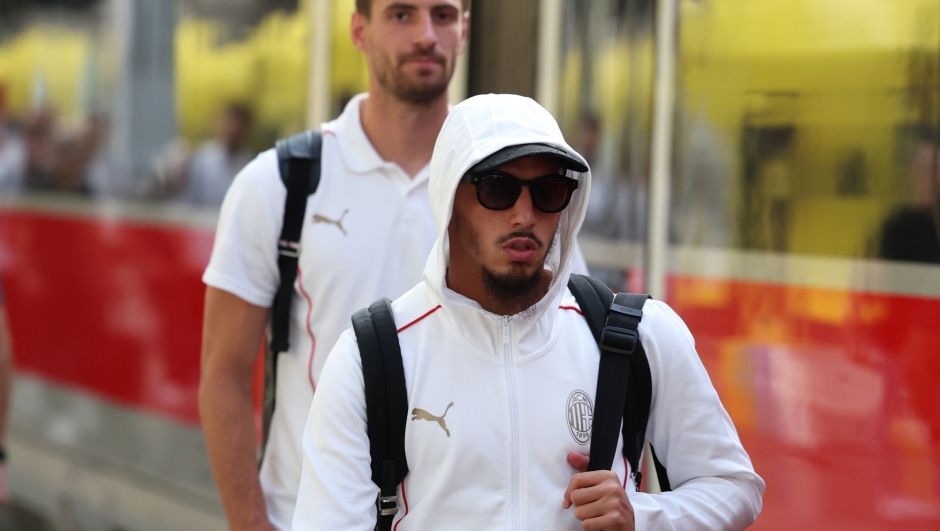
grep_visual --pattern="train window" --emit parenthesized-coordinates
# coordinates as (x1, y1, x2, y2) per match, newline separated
(670, 2, 940, 527)
(675, 0, 940, 264)
(556, 0, 656, 291)
(0, 0, 310, 208)
(550, 1, 940, 524)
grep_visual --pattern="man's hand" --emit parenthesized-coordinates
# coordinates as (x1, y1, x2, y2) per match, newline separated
(563, 452, 635, 531)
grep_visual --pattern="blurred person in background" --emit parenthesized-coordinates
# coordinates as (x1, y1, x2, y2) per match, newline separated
(578, 113, 629, 290)
(198, 1, 472, 530)
(181, 103, 254, 208)
(51, 114, 103, 193)
(0, 86, 26, 192)
(577, 112, 647, 292)
(879, 138, 940, 263)
(18, 107, 102, 194)
(21, 109, 56, 189)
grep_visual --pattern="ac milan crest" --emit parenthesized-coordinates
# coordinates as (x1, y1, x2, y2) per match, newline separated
(567, 390, 593, 445)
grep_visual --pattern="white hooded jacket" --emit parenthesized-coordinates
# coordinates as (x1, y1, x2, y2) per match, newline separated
(292, 94, 764, 531)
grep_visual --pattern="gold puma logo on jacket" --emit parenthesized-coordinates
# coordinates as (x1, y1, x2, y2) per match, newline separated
(313, 208, 349, 236)
(412, 402, 454, 437)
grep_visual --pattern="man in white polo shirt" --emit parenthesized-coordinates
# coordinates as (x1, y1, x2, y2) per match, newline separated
(198, 1, 470, 529)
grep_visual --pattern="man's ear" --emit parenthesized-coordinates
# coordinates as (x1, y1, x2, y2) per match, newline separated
(351, 10, 369, 53)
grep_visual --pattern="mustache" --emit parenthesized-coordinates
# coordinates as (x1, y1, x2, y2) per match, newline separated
(496, 230, 544, 248)
(398, 46, 447, 67)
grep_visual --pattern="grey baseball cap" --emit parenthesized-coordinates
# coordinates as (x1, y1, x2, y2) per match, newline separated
(467, 143, 589, 174)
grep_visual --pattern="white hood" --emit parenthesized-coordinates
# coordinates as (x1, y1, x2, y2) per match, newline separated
(423, 94, 591, 341)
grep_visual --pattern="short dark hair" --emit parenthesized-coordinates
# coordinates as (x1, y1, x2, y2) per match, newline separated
(356, 0, 470, 19)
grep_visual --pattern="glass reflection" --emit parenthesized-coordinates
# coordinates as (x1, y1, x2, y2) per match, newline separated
(558, 0, 655, 292)
(0, 0, 311, 206)
(675, 0, 940, 264)
(672, 1, 940, 528)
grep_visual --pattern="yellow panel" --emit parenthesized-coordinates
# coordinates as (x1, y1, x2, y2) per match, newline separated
(0, 27, 89, 124)
(175, 4, 311, 144)
(677, 0, 940, 259)
(788, 197, 888, 256)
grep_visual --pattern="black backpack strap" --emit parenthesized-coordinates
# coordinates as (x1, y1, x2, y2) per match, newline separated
(261, 130, 322, 457)
(613, 293, 670, 491)
(568, 274, 614, 341)
(568, 274, 669, 491)
(613, 292, 652, 486)
(352, 298, 410, 531)
(270, 130, 323, 353)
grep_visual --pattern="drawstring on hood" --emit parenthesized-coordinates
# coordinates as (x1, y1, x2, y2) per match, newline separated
(423, 94, 591, 350)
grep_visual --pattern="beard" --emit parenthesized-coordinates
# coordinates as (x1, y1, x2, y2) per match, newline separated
(480, 264, 544, 311)
(373, 43, 453, 104)
(479, 231, 556, 311)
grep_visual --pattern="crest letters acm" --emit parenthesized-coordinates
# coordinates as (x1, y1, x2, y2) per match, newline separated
(567, 390, 594, 445)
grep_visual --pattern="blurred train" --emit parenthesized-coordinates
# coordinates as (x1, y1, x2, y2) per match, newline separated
(0, 0, 939, 530)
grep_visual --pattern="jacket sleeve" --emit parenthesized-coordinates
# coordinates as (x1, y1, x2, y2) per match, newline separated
(292, 329, 379, 531)
(630, 301, 765, 531)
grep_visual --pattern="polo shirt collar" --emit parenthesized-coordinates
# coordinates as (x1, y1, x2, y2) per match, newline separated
(328, 93, 387, 174)
(327, 92, 447, 182)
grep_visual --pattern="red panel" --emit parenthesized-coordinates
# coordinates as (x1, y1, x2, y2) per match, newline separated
(668, 276, 940, 531)
(0, 210, 215, 425)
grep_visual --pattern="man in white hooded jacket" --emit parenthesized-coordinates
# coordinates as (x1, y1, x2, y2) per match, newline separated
(292, 94, 764, 531)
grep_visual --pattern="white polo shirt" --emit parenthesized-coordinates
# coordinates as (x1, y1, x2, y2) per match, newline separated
(203, 93, 439, 530)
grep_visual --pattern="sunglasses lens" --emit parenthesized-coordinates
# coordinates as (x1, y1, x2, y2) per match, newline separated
(476, 174, 520, 209)
(531, 177, 575, 213)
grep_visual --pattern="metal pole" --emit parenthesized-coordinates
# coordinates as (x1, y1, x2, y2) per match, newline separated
(306, 0, 333, 130)
(536, 0, 563, 116)
(643, 0, 679, 495)
(646, 0, 678, 301)
(449, 33, 470, 105)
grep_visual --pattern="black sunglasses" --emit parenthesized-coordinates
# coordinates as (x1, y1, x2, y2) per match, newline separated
(462, 172, 579, 213)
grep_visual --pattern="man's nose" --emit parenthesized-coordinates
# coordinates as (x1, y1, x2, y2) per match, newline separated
(413, 10, 438, 49)
(507, 186, 538, 227)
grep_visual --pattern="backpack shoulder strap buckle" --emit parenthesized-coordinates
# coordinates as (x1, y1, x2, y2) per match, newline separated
(599, 295, 645, 356)
(600, 325, 639, 356)
(609, 302, 643, 319)
(378, 494, 399, 516)
(277, 239, 301, 258)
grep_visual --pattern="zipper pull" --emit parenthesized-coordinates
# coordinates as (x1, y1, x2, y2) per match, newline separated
(503, 319, 510, 345)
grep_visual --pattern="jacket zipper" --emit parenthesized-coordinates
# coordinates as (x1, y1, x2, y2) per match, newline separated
(502, 317, 521, 531)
